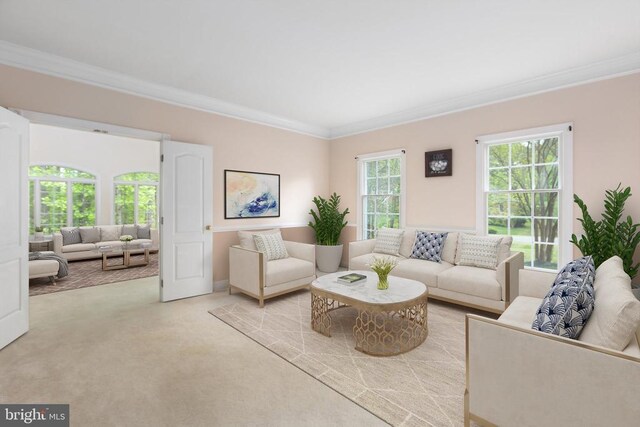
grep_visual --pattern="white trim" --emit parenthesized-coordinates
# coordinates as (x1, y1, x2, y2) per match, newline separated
(211, 222, 309, 233)
(2, 41, 637, 140)
(356, 149, 406, 239)
(476, 123, 573, 270)
(11, 109, 168, 141)
(329, 56, 640, 138)
(0, 41, 330, 139)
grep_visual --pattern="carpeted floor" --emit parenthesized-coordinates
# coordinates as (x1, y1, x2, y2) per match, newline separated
(29, 253, 159, 296)
(210, 290, 496, 427)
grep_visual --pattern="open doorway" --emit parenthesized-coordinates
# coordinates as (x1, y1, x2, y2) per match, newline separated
(26, 121, 161, 296)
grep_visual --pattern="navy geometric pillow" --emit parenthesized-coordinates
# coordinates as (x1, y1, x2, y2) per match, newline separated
(410, 231, 448, 263)
(532, 256, 595, 339)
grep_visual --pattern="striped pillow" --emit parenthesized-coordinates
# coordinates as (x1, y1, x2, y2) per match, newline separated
(458, 234, 500, 269)
(253, 232, 289, 261)
(373, 227, 405, 256)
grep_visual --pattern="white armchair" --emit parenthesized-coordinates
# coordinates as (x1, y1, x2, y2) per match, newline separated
(229, 240, 316, 307)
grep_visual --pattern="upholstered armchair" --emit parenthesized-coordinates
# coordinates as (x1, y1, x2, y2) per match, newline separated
(229, 240, 316, 307)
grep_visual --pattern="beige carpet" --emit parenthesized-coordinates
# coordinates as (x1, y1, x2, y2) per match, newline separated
(29, 252, 159, 296)
(210, 290, 495, 426)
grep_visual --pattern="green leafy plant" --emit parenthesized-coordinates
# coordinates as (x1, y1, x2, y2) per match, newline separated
(34, 226, 44, 233)
(571, 184, 640, 278)
(308, 193, 349, 246)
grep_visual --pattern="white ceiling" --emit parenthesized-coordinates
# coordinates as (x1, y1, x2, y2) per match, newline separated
(1, 0, 639, 138)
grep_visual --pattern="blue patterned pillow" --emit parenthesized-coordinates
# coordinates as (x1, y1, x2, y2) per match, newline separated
(532, 256, 595, 339)
(410, 231, 448, 263)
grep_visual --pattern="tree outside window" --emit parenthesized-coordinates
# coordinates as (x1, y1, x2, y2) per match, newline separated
(113, 172, 159, 226)
(360, 155, 403, 239)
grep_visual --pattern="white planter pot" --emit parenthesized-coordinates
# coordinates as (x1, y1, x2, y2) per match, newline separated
(316, 244, 343, 273)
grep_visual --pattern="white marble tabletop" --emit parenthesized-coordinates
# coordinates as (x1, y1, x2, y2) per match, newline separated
(312, 270, 427, 304)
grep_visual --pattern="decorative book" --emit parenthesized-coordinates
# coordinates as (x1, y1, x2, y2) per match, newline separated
(337, 273, 367, 284)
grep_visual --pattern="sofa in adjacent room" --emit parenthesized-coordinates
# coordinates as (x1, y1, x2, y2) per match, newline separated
(53, 225, 159, 261)
(349, 228, 525, 313)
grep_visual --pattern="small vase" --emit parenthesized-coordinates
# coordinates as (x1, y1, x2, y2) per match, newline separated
(377, 273, 389, 290)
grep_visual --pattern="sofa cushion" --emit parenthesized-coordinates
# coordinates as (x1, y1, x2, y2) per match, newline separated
(411, 231, 448, 263)
(79, 227, 100, 243)
(122, 225, 138, 239)
(437, 266, 502, 301)
(350, 253, 401, 271)
(455, 234, 512, 265)
(441, 231, 458, 265)
(100, 225, 122, 242)
(458, 234, 500, 269)
(398, 228, 417, 258)
(254, 232, 289, 261)
(393, 258, 452, 288)
(29, 259, 60, 277)
(238, 228, 280, 251)
(61, 243, 97, 253)
(137, 224, 151, 239)
(498, 296, 541, 329)
(266, 257, 315, 287)
(373, 227, 404, 256)
(579, 256, 640, 351)
(60, 227, 81, 246)
(532, 256, 595, 339)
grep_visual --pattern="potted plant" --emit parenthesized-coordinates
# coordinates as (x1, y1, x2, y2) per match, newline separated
(571, 184, 640, 278)
(308, 193, 350, 272)
(34, 226, 44, 240)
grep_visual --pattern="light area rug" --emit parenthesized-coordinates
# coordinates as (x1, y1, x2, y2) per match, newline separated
(29, 253, 159, 296)
(210, 290, 495, 426)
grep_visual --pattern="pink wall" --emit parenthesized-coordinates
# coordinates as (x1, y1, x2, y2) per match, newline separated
(330, 73, 640, 278)
(0, 65, 328, 282)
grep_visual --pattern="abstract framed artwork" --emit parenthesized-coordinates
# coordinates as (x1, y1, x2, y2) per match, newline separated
(425, 149, 453, 177)
(224, 170, 280, 219)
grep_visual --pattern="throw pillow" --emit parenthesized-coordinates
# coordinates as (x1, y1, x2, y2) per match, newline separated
(238, 228, 280, 251)
(532, 256, 595, 339)
(579, 256, 640, 351)
(373, 227, 405, 256)
(100, 225, 122, 242)
(60, 227, 81, 246)
(410, 231, 448, 263)
(440, 231, 458, 264)
(122, 225, 139, 239)
(136, 224, 151, 239)
(398, 228, 417, 258)
(79, 227, 100, 243)
(253, 232, 289, 261)
(458, 234, 500, 269)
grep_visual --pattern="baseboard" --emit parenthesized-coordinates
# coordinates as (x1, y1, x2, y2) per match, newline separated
(213, 279, 229, 292)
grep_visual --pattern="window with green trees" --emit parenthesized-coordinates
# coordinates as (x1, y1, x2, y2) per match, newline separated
(358, 152, 405, 239)
(113, 172, 159, 226)
(29, 165, 97, 234)
(480, 124, 572, 271)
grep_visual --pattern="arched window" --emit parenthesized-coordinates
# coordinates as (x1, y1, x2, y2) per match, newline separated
(113, 172, 159, 226)
(29, 165, 97, 233)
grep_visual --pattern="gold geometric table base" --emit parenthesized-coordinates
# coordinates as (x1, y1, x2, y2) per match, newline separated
(311, 289, 428, 357)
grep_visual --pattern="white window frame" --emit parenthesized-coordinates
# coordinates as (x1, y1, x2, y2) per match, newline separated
(476, 123, 573, 271)
(113, 172, 160, 226)
(356, 149, 406, 240)
(29, 163, 100, 229)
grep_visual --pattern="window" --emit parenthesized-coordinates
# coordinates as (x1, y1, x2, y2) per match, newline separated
(29, 165, 97, 233)
(113, 172, 159, 226)
(357, 150, 406, 239)
(477, 124, 573, 271)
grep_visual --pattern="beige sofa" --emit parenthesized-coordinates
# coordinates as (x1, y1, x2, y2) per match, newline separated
(53, 225, 159, 261)
(465, 257, 640, 426)
(349, 228, 524, 313)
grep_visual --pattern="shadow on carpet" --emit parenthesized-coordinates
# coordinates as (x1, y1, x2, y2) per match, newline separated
(209, 291, 491, 426)
(29, 253, 159, 296)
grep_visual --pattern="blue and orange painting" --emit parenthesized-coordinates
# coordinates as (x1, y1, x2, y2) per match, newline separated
(225, 170, 280, 218)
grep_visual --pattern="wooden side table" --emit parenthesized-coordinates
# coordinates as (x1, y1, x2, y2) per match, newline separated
(29, 236, 53, 252)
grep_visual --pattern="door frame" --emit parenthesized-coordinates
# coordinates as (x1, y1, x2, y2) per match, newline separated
(13, 109, 170, 301)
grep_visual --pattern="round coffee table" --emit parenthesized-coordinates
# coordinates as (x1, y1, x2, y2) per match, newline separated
(311, 270, 428, 357)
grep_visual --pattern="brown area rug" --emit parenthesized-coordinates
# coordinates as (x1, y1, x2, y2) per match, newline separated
(210, 291, 493, 426)
(29, 253, 159, 296)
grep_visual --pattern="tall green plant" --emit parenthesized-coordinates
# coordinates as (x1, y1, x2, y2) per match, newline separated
(571, 184, 640, 278)
(308, 193, 349, 246)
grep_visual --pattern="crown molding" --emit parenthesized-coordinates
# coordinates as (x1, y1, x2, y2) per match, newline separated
(328, 53, 640, 139)
(0, 41, 331, 139)
(1, 41, 638, 141)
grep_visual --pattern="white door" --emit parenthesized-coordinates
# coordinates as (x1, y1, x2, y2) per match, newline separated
(0, 107, 29, 350)
(160, 140, 213, 302)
